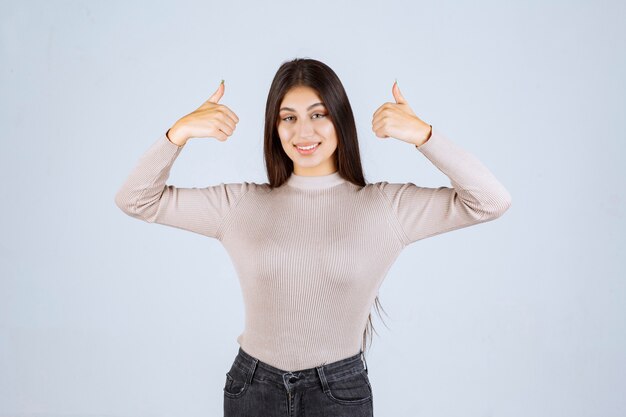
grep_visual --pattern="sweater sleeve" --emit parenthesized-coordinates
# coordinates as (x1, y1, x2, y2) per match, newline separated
(114, 133, 250, 240)
(375, 127, 512, 246)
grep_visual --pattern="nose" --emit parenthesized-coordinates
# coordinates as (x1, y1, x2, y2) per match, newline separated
(298, 118, 315, 139)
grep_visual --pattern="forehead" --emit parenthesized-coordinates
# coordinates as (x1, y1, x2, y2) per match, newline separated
(279, 86, 323, 109)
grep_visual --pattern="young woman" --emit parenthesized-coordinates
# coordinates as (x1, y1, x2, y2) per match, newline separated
(115, 58, 512, 417)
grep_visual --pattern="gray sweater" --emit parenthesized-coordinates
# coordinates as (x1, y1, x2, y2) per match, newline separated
(114, 127, 512, 372)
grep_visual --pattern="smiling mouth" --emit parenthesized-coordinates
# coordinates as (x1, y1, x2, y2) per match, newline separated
(294, 142, 321, 155)
(294, 142, 321, 150)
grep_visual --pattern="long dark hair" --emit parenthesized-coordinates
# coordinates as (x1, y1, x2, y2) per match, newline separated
(262, 57, 389, 356)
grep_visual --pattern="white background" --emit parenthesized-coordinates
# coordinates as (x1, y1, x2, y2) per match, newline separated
(1, 0, 624, 416)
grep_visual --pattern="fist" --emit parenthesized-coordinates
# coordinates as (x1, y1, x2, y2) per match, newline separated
(371, 81, 431, 146)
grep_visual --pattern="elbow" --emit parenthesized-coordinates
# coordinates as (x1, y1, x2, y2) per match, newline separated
(496, 192, 512, 217)
(114, 190, 138, 217)
(483, 189, 512, 220)
(114, 190, 160, 222)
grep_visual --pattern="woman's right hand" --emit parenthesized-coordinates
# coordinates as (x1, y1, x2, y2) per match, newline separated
(167, 81, 240, 146)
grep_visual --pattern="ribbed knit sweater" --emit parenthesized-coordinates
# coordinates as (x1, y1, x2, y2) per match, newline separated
(114, 127, 512, 372)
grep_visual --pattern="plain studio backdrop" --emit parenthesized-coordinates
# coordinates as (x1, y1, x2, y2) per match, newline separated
(1, 1, 624, 416)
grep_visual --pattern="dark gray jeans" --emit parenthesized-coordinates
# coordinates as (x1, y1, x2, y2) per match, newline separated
(223, 347, 373, 417)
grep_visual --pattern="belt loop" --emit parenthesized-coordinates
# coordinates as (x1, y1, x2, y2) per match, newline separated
(316, 365, 330, 393)
(247, 358, 259, 385)
(360, 350, 368, 373)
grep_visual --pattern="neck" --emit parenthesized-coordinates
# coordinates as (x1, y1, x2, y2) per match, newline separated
(286, 170, 346, 190)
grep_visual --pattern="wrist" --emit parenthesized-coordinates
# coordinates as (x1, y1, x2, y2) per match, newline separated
(166, 124, 188, 147)
(414, 124, 433, 148)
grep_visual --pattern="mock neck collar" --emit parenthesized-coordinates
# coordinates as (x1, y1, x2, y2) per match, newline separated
(286, 170, 346, 190)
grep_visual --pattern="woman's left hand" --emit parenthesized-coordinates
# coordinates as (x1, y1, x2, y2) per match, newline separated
(371, 81, 432, 147)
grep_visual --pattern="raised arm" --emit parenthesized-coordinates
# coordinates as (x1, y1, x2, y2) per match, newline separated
(375, 127, 512, 245)
(114, 130, 250, 239)
(372, 81, 512, 246)
(114, 80, 248, 240)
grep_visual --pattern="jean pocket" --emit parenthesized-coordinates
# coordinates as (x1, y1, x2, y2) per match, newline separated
(324, 370, 372, 405)
(223, 365, 250, 399)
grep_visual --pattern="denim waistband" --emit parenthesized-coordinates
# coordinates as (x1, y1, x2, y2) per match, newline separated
(231, 347, 368, 389)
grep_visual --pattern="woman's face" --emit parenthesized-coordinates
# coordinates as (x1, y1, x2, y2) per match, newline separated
(276, 85, 338, 176)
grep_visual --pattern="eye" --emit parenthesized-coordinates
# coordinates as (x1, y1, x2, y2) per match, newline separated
(280, 113, 327, 122)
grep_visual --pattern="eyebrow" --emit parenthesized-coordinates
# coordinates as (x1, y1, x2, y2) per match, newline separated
(279, 102, 326, 112)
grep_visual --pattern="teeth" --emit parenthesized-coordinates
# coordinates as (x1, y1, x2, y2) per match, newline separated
(296, 143, 319, 150)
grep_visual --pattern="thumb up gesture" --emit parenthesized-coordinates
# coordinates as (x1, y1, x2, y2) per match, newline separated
(371, 81, 432, 147)
(168, 80, 240, 146)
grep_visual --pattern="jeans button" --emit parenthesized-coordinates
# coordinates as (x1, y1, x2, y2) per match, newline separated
(288, 376, 297, 383)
